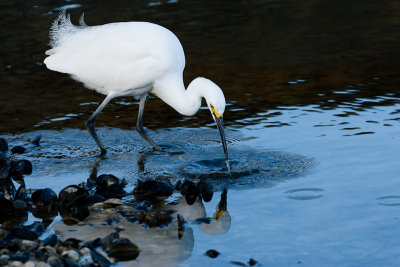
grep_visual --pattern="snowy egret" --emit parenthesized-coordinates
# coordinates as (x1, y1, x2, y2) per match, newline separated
(44, 11, 230, 170)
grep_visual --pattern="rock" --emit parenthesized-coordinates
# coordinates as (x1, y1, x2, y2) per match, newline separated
(11, 146, 26, 155)
(83, 238, 101, 249)
(102, 198, 123, 209)
(181, 180, 199, 205)
(0, 138, 8, 152)
(8, 252, 29, 262)
(101, 232, 119, 252)
(95, 174, 126, 199)
(139, 210, 173, 228)
(47, 255, 63, 267)
(205, 249, 220, 258)
(248, 258, 258, 266)
(87, 194, 106, 205)
(9, 226, 39, 241)
(79, 254, 93, 266)
(0, 193, 14, 215)
(30, 135, 41, 147)
(133, 179, 174, 201)
(63, 257, 80, 267)
(13, 200, 27, 211)
(23, 260, 51, 267)
(19, 240, 38, 252)
(9, 160, 32, 183)
(42, 234, 58, 247)
(197, 181, 213, 202)
(0, 156, 11, 180)
(90, 249, 111, 267)
(107, 238, 140, 261)
(62, 250, 79, 262)
(58, 185, 89, 208)
(9, 260, 24, 267)
(79, 247, 90, 256)
(15, 185, 26, 201)
(62, 238, 81, 250)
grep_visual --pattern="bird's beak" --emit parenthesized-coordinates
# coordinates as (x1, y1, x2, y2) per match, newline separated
(213, 112, 230, 171)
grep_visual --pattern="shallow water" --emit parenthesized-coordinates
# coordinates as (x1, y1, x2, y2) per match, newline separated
(2, 0, 400, 266)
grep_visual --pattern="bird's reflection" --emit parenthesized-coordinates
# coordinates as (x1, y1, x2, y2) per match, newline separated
(50, 158, 232, 265)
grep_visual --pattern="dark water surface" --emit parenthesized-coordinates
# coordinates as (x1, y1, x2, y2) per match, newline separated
(1, 0, 400, 266)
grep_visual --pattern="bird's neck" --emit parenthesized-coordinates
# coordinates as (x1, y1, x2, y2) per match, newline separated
(152, 75, 203, 116)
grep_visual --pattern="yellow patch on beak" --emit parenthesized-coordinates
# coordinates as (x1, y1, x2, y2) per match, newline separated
(215, 210, 225, 219)
(210, 104, 222, 118)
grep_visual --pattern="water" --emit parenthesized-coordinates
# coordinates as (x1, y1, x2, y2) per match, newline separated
(1, 0, 400, 266)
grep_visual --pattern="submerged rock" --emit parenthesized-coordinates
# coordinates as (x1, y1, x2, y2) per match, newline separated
(0, 156, 11, 180)
(30, 135, 41, 147)
(90, 249, 111, 267)
(205, 249, 220, 258)
(0, 138, 8, 152)
(107, 238, 139, 261)
(95, 174, 126, 199)
(197, 181, 213, 202)
(58, 185, 89, 209)
(31, 188, 58, 217)
(248, 258, 258, 266)
(58, 185, 90, 223)
(11, 146, 26, 155)
(139, 210, 173, 228)
(181, 180, 199, 205)
(133, 178, 174, 201)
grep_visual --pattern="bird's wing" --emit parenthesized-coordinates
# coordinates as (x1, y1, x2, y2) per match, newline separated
(44, 28, 169, 95)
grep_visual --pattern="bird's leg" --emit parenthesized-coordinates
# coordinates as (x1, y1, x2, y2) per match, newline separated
(86, 93, 114, 155)
(136, 94, 160, 150)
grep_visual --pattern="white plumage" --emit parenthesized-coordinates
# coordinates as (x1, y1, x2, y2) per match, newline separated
(44, 11, 229, 169)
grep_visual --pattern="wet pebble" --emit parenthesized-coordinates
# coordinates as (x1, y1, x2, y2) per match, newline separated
(42, 234, 58, 247)
(63, 257, 80, 267)
(47, 255, 63, 267)
(205, 249, 220, 258)
(62, 250, 80, 262)
(11, 146, 26, 155)
(24, 260, 51, 267)
(90, 249, 111, 267)
(78, 254, 93, 266)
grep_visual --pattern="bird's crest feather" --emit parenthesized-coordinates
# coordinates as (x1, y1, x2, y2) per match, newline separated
(49, 9, 88, 48)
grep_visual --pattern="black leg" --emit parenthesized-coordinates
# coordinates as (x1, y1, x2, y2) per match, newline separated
(86, 94, 114, 155)
(136, 94, 160, 150)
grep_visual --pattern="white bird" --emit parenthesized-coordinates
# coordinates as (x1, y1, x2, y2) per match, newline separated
(44, 11, 230, 169)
